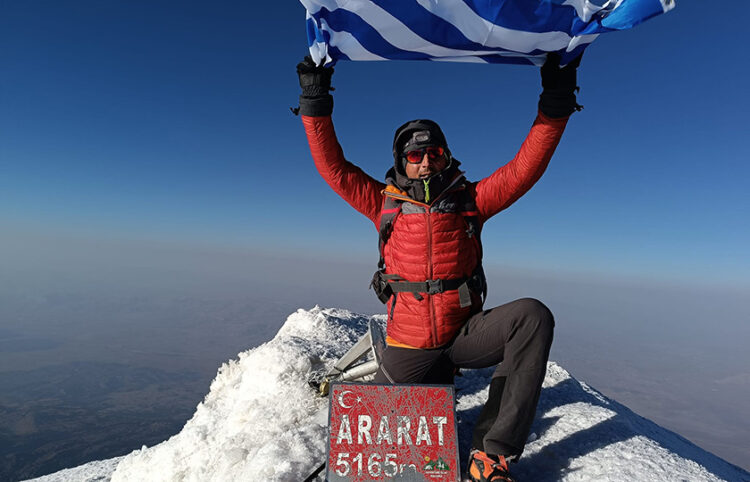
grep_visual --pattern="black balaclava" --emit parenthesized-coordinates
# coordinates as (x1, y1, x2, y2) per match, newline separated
(387, 119, 462, 204)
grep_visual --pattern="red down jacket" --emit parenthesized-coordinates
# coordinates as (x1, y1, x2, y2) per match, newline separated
(302, 112, 568, 349)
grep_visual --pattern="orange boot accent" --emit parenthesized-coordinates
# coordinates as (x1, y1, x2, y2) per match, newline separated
(467, 449, 515, 482)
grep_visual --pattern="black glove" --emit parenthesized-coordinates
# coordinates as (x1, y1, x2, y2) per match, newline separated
(538, 52, 582, 118)
(293, 55, 334, 117)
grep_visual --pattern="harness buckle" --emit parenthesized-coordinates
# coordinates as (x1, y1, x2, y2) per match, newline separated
(426, 279, 444, 295)
(370, 269, 394, 304)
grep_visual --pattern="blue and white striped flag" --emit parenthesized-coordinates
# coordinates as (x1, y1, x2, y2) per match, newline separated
(301, 0, 675, 66)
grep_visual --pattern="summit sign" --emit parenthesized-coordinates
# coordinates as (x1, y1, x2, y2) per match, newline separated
(326, 383, 459, 482)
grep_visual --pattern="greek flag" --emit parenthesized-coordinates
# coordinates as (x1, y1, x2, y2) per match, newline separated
(301, 0, 675, 66)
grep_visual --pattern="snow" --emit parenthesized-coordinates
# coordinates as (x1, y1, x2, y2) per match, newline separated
(25, 307, 750, 482)
(27, 457, 124, 482)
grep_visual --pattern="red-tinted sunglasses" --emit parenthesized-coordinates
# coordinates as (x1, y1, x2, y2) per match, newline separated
(404, 146, 445, 164)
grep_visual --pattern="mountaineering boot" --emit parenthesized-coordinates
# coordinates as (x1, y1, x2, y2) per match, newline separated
(467, 449, 515, 482)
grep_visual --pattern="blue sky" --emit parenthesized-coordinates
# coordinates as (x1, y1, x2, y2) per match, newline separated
(1, 0, 748, 287)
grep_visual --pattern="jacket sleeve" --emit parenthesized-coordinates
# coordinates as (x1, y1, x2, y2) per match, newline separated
(302, 115, 385, 225)
(474, 111, 569, 223)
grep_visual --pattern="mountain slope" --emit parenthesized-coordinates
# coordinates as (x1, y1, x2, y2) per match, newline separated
(29, 307, 750, 482)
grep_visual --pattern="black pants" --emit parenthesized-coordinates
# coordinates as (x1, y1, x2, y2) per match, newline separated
(373, 298, 554, 457)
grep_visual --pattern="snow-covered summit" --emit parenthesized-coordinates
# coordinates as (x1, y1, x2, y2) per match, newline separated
(29, 307, 750, 482)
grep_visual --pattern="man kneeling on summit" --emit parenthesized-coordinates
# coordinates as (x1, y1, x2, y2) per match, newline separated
(296, 53, 582, 481)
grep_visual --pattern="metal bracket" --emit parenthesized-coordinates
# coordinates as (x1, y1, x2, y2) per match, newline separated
(318, 319, 386, 397)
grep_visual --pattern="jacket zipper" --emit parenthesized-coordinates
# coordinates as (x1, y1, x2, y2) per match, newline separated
(426, 208, 437, 346)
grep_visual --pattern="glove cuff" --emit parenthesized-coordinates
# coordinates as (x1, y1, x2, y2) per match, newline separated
(298, 94, 333, 117)
(301, 85, 332, 97)
(538, 89, 581, 118)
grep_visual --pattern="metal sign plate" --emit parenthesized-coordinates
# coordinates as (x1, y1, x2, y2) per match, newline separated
(326, 382, 459, 482)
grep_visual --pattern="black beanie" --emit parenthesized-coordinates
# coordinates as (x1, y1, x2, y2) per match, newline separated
(392, 119, 449, 166)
